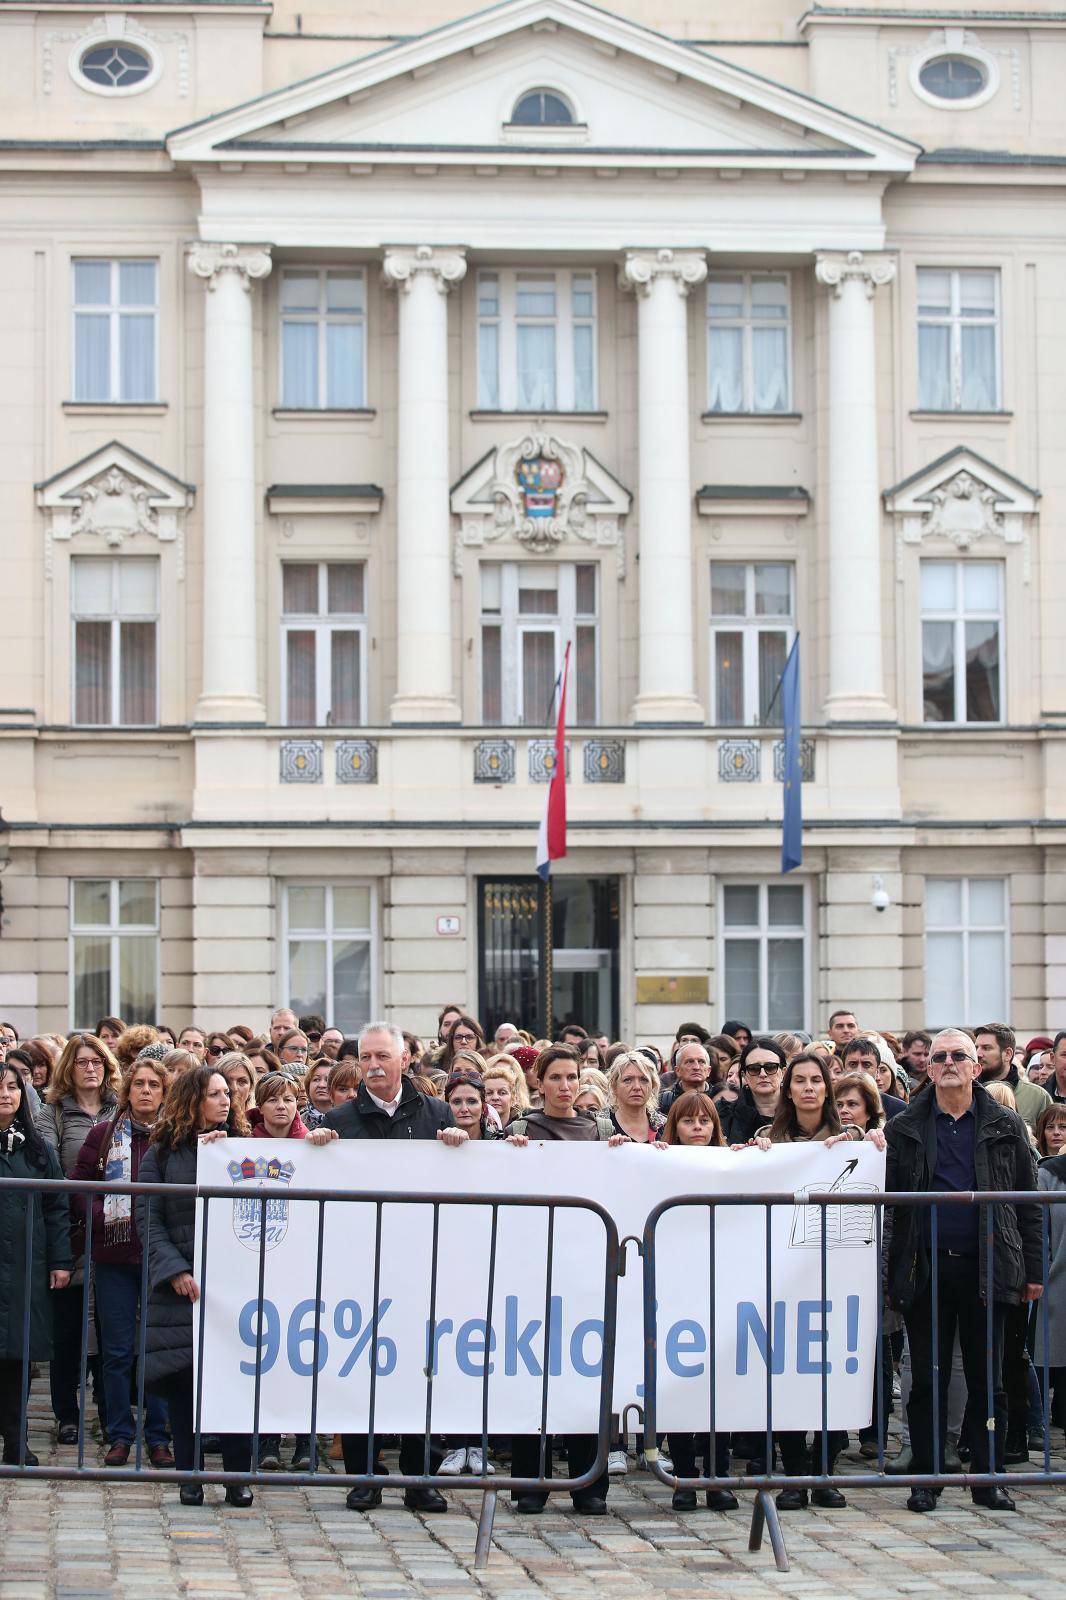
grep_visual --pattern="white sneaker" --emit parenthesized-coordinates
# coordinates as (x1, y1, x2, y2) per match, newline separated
(659, 1454, 674, 1475)
(467, 1448, 494, 1476)
(438, 1447, 468, 1475)
(608, 1449, 628, 1477)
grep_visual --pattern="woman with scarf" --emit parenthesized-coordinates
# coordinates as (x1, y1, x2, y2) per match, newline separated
(70, 1054, 172, 1467)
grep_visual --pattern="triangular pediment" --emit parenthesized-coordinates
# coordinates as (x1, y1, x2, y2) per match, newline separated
(168, 0, 918, 173)
(36, 442, 193, 549)
(885, 447, 1038, 553)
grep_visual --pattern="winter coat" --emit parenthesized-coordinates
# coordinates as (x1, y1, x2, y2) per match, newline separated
(323, 1079, 455, 1142)
(0, 1140, 73, 1360)
(1035, 1158, 1066, 1368)
(36, 1092, 118, 1283)
(718, 1086, 771, 1145)
(884, 1081, 1041, 1310)
(69, 1115, 153, 1267)
(247, 1108, 308, 1139)
(135, 1139, 198, 1386)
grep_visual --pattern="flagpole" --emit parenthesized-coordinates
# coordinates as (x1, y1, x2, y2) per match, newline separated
(539, 875, 553, 1040)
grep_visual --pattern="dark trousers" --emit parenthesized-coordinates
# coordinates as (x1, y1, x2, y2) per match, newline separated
(49, 1282, 93, 1427)
(510, 1433, 608, 1506)
(776, 1429, 847, 1476)
(154, 1370, 250, 1477)
(670, 1432, 730, 1480)
(904, 1252, 1007, 1474)
(342, 1433, 429, 1477)
(0, 1359, 29, 1455)
(859, 1332, 895, 1445)
(94, 1262, 169, 1448)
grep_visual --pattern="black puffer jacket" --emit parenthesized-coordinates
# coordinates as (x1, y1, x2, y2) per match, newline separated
(718, 1086, 767, 1145)
(135, 1139, 198, 1386)
(884, 1081, 1041, 1310)
(324, 1079, 455, 1141)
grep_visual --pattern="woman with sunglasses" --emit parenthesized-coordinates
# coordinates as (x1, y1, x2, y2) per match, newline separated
(203, 1032, 235, 1065)
(720, 1038, 787, 1145)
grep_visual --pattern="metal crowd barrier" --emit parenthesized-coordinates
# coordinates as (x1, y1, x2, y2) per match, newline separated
(641, 1188, 1066, 1572)
(0, 1175, 620, 1568)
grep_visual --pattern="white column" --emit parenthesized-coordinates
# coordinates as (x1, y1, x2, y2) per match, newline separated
(187, 242, 272, 722)
(382, 244, 466, 723)
(814, 249, 896, 721)
(619, 248, 706, 723)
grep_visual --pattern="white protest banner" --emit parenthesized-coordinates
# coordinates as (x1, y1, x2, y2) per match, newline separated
(194, 1139, 885, 1435)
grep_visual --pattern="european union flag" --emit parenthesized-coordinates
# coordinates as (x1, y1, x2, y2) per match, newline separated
(780, 636, 802, 874)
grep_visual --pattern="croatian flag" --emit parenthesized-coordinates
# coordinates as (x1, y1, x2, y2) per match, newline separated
(536, 641, 571, 881)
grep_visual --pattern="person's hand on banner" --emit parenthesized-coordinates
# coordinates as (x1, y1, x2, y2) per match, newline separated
(198, 1129, 227, 1144)
(436, 1127, 469, 1148)
(308, 1127, 338, 1146)
(505, 1133, 529, 1147)
(743, 1138, 772, 1152)
(607, 1133, 630, 1147)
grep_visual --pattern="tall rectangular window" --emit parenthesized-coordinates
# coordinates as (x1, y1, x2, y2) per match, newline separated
(710, 562, 794, 725)
(72, 557, 158, 726)
(73, 259, 158, 403)
(285, 883, 374, 1034)
(917, 268, 1000, 411)
(480, 561, 598, 725)
(706, 273, 791, 413)
(279, 268, 366, 408)
(476, 269, 597, 411)
(281, 561, 366, 725)
(924, 877, 1008, 1025)
(920, 559, 1001, 724)
(70, 878, 158, 1028)
(721, 882, 807, 1031)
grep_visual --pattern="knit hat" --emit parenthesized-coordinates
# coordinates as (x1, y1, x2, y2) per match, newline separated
(135, 1041, 169, 1063)
(508, 1044, 539, 1072)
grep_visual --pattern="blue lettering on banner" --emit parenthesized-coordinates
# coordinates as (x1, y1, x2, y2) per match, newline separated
(665, 1319, 707, 1377)
(797, 1299, 830, 1375)
(735, 1301, 787, 1376)
(238, 1297, 397, 1378)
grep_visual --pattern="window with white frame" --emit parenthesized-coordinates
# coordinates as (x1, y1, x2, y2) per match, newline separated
(721, 882, 807, 1031)
(924, 876, 1008, 1025)
(710, 562, 794, 725)
(281, 561, 366, 726)
(917, 268, 1000, 411)
(72, 557, 158, 727)
(920, 559, 1002, 724)
(285, 884, 374, 1034)
(279, 268, 366, 409)
(70, 878, 158, 1028)
(480, 561, 598, 725)
(706, 273, 791, 413)
(72, 258, 158, 403)
(476, 269, 596, 411)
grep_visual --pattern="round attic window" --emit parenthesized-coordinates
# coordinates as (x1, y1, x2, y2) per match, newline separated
(511, 88, 575, 126)
(80, 42, 153, 89)
(918, 55, 987, 101)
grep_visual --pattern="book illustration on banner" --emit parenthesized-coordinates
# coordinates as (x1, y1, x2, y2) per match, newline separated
(788, 1159, 878, 1250)
(227, 1154, 296, 1250)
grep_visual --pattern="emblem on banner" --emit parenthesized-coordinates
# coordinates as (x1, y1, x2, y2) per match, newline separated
(789, 1159, 878, 1249)
(227, 1154, 296, 1251)
(516, 454, 564, 519)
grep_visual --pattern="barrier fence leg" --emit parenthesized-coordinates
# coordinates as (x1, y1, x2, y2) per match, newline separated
(474, 1489, 498, 1569)
(748, 1491, 790, 1573)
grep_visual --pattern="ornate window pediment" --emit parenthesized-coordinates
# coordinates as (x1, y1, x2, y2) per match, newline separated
(36, 442, 193, 576)
(884, 446, 1038, 579)
(450, 431, 630, 574)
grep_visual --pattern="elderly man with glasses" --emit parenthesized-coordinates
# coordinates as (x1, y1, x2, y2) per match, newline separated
(884, 1027, 1042, 1514)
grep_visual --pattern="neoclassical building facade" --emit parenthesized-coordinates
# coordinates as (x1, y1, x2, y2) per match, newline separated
(0, 0, 1063, 1041)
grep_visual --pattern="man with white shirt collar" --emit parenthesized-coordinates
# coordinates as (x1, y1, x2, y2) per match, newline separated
(324, 1021, 466, 1511)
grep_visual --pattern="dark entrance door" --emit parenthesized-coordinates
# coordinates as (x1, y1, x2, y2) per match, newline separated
(477, 876, 619, 1040)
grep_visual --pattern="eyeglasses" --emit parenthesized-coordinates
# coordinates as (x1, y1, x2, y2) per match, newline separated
(930, 1049, 974, 1065)
(744, 1064, 781, 1078)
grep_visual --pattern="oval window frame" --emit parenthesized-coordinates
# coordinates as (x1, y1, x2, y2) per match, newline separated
(71, 34, 162, 98)
(909, 43, 999, 110)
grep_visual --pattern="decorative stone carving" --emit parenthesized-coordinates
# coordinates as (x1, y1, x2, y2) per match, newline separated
(280, 739, 323, 784)
(474, 739, 515, 783)
(381, 244, 467, 294)
(36, 442, 193, 577)
(44, 14, 187, 98)
(451, 430, 631, 573)
(718, 739, 760, 782)
(187, 241, 273, 292)
(583, 739, 625, 784)
(618, 247, 707, 298)
(335, 739, 378, 784)
(528, 739, 570, 783)
(884, 446, 1038, 583)
(773, 738, 814, 783)
(814, 250, 896, 299)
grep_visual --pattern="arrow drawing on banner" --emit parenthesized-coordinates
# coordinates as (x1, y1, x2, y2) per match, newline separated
(826, 1159, 859, 1191)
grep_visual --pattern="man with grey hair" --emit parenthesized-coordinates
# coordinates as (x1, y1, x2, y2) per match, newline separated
(884, 1027, 1042, 1514)
(323, 1021, 466, 1514)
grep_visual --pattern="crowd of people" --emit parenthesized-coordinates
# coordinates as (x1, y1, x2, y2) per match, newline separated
(0, 1005, 1063, 1520)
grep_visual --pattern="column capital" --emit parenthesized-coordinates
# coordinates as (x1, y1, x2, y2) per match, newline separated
(815, 249, 896, 299)
(619, 247, 707, 298)
(382, 244, 467, 294)
(187, 241, 273, 292)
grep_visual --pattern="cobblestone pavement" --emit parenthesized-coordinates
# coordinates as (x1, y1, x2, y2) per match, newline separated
(4, 1413, 1066, 1600)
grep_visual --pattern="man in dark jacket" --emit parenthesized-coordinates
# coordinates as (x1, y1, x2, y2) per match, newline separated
(884, 1028, 1042, 1514)
(324, 1022, 464, 1513)
(659, 1041, 713, 1113)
